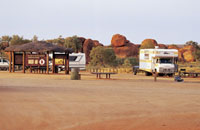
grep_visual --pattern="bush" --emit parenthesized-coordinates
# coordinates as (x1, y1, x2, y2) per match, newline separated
(89, 46, 116, 68)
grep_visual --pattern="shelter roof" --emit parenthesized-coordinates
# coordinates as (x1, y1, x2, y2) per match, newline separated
(5, 41, 73, 53)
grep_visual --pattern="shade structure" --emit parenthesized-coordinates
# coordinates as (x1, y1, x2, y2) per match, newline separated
(5, 41, 73, 53)
(5, 41, 73, 75)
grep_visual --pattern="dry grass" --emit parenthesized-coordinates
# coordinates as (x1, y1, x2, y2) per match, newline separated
(0, 71, 200, 130)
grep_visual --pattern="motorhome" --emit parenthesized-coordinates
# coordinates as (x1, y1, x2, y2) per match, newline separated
(139, 48, 178, 76)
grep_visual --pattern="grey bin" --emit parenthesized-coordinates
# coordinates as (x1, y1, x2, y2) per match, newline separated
(71, 68, 81, 80)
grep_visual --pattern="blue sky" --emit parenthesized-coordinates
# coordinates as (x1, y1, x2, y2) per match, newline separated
(0, 0, 199, 45)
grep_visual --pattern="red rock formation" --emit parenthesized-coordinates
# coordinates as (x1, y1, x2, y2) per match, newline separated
(78, 37, 86, 53)
(83, 39, 103, 64)
(111, 34, 139, 58)
(111, 34, 128, 47)
(158, 44, 167, 49)
(169, 45, 196, 62)
(113, 43, 138, 58)
(181, 45, 196, 62)
(183, 51, 195, 62)
(93, 40, 103, 47)
(168, 45, 179, 49)
(140, 39, 158, 49)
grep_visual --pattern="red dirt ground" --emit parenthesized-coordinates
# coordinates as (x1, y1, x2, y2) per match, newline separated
(0, 72, 200, 130)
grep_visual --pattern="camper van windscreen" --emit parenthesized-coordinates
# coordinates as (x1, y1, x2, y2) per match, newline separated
(160, 58, 172, 64)
(69, 56, 77, 61)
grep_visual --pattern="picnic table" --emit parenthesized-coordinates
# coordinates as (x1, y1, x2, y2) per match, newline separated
(91, 72, 117, 79)
(181, 72, 200, 78)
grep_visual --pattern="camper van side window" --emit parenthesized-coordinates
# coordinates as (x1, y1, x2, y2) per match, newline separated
(144, 54, 149, 59)
(69, 56, 77, 61)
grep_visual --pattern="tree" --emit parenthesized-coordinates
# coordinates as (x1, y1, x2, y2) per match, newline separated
(32, 35, 38, 42)
(185, 41, 199, 49)
(10, 35, 24, 45)
(0, 35, 12, 50)
(185, 41, 200, 61)
(89, 46, 116, 68)
(64, 35, 82, 53)
(123, 59, 132, 67)
(10, 35, 30, 45)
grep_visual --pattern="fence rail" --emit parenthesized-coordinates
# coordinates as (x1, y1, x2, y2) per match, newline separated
(87, 67, 133, 73)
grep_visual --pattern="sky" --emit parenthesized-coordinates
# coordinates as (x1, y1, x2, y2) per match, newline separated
(0, 0, 199, 45)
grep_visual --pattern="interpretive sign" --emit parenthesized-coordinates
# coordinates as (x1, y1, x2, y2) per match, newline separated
(14, 54, 23, 65)
(26, 54, 46, 66)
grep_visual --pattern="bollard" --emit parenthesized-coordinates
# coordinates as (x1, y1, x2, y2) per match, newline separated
(71, 68, 80, 80)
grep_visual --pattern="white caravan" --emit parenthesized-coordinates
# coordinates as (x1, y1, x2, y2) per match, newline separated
(69, 53, 86, 69)
(50, 53, 86, 71)
(139, 48, 178, 76)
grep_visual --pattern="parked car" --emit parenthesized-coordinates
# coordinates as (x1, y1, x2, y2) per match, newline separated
(0, 57, 9, 70)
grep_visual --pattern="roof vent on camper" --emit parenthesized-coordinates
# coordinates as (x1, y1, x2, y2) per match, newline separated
(155, 46, 159, 49)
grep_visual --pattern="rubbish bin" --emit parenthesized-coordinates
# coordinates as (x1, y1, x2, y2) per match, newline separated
(71, 68, 81, 80)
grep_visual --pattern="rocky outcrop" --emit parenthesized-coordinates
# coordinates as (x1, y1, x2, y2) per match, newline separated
(168, 45, 179, 49)
(111, 34, 129, 47)
(111, 34, 139, 58)
(113, 43, 138, 58)
(168, 45, 195, 62)
(179, 45, 196, 62)
(158, 44, 167, 49)
(83, 39, 103, 63)
(183, 51, 195, 62)
(140, 39, 158, 49)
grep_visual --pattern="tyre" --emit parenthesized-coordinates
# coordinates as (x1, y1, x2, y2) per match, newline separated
(145, 72, 152, 76)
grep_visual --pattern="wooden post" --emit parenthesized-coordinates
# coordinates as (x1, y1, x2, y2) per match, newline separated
(66, 54, 69, 74)
(46, 52, 49, 74)
(12, 52, 15, 72)
(52, 52, 55, 74)
(64, 52, 67, 74)
(22, 52, 25, 73)
(9, 52, 11, 72)
(154, 71, 157, 82)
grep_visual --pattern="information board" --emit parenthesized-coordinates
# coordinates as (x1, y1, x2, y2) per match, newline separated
(26, 54, 46, 66)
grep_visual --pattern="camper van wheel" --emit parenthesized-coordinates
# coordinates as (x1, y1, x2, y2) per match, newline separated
(134, 70, 137, 75)
(168, 73, 174, 77)
(145, 72, 152, 76)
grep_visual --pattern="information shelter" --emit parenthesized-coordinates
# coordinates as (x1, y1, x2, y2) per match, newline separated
(5, 41, 73, 74)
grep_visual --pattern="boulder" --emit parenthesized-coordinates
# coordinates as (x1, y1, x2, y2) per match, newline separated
(93, 40, 103, 47)
(140, 39, 158, 49)
(183, 45, 195, 52)
(178, 48, 185, 62)
(83, 39, 103, 63)
(183, 51, 195, 62)
(158, 44, 167, 49)
(168, 45, 179, 49)
(111, 34, 128, 47)
(83, 39, 94, 64)
(113, 43, 139, 58)
(78, 37, 86, 52)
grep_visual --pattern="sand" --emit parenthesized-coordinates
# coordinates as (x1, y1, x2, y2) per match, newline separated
(0, 71, 200, 130)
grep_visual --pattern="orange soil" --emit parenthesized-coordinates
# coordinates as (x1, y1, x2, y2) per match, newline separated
(0, 72, 200, 130)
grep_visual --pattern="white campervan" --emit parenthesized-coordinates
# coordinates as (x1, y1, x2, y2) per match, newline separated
(139, 48, 178, 76)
